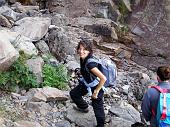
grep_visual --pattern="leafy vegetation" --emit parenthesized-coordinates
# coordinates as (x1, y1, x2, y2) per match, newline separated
(0, 72, 10, 86)
(0, 51, 38, 91)
(42, 63, 69, 90)
(116, 24, 129, 37)
(118, 0, 129, 23)
(0, 51, 69, 91)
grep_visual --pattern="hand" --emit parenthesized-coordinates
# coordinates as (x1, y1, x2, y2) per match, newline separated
(92, 89, 99, 99)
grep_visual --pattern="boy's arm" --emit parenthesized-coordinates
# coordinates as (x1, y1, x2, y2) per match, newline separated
(141, 92, 152, 121)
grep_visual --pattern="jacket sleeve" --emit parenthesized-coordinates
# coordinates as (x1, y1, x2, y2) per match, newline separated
(141, 91, 152, 121)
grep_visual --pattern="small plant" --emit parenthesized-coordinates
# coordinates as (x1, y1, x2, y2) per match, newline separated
(116, 24, 129, 36)
(42, 63, 69, 90)
(9, 51, 38, 90)
(118, 0, 129, 23)
(0, 51, 38, 91)
(0, 51, 70, 91)
(120, 25, 129, 35)
(0, 72, 10, 86)
(10, 60, 37, 89)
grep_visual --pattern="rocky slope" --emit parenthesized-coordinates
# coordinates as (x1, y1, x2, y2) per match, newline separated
(0, 0, 168, 127)
(129, 0, 170, 70)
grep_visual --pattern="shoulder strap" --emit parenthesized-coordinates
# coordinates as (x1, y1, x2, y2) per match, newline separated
(151, 85, 170, 93)
(85, 57, 100, 72)
(86, 57, 99, 65)
(85, 57, 99, 81)
(151, 86, 164, 93)
(151, 85, 170, 120)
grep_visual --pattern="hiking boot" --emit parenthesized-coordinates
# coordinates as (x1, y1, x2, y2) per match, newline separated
(73, 105, 89, 113)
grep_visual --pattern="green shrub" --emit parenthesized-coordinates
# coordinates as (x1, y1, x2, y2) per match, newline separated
(0, 51, 38, 91)
(0, 72, 10, 86)
(9, 58, 38, 89)
(42, 64, 69, 90)
(0, 51, 69, 91)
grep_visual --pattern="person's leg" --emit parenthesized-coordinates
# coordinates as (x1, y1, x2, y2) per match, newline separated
(92, 89, 105, 127)
(70, 84, 88, 109)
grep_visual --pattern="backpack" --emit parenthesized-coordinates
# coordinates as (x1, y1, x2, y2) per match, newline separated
(151, 86, 170, 127)
(85, 57, 117, 87)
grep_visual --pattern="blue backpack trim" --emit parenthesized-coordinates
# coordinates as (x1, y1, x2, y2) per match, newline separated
(151, 86, 170, 127)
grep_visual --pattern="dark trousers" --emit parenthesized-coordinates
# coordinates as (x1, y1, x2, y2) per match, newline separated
(70, 84, 105, 127)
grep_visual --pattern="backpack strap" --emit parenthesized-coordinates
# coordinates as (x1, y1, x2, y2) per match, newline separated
(85, 57, 100, 81)
(150, 86, 159, 117)
(151, 85, 170, 93)
(151, 86, 170, 120)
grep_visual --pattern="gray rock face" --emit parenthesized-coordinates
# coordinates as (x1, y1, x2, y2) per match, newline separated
(66, 104, 97, 127)
(0, 39, 19, 71)
(54, 120, 71, 127)
(48, 26, 91, 61)
(110, 117, 133, 127)
(12, 17, 51, 41)
(0, 14, 12, 28)
(47, 0, 122, 22)
(26, 57, 44, 84)
(0, 29, 38, 55)
(0, 0, 165, 127)
(0, 0, 6, 7)
(129, 0, 170, 70)
(0, 6, 21, 21)
(110, 101, 141, 123)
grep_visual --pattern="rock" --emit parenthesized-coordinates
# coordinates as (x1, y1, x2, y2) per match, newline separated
(0, 39, 19, 71)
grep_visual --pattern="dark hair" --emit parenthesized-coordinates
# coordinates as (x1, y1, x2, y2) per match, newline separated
(157, 66, 170, 81)
(77, 38, 93, 55)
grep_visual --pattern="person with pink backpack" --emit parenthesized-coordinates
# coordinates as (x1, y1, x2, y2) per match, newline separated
(142, 66, 170, 127)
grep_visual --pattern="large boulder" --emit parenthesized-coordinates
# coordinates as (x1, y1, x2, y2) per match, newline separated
(0, 39, 19, 71)
(0, 29, 38, 55)
(48, 26, 91, 62)
(0, 0, 5, 7)
(12, 17, 51, 41)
